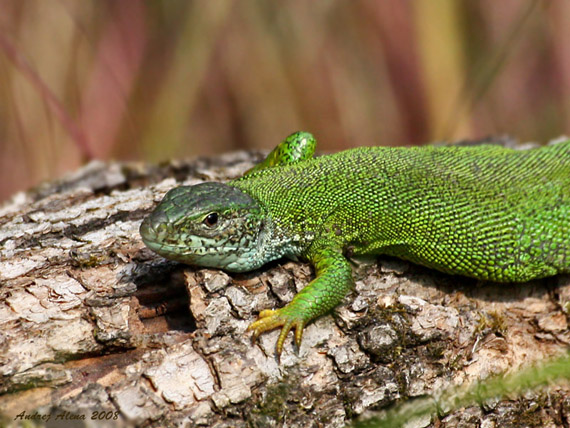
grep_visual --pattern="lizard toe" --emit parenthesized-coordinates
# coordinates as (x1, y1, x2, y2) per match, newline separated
(247, 308, 307, 358)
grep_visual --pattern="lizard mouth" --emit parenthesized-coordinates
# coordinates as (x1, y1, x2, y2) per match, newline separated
(140, 216, 241, 263)
(142, 239, 239, 256)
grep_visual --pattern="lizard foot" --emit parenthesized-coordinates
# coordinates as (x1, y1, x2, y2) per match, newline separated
(247, 308, 306, 358)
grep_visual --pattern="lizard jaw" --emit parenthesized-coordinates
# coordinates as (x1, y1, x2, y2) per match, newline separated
(140, 216, 263, 272)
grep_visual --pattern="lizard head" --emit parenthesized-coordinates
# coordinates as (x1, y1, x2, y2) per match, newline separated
(140, 182, 267, 272)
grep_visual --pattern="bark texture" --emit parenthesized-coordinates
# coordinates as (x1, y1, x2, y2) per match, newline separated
(1, 144, 569, 428)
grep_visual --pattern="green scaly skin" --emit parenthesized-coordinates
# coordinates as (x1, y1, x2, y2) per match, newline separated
(140, 132, 570, 357)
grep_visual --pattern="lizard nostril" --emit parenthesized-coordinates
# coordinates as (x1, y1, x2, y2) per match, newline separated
(139, 216, 153, 240)
(140, 209, 170, 242)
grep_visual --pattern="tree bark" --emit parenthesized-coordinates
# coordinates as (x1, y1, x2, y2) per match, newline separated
(1, 143, 569, 428)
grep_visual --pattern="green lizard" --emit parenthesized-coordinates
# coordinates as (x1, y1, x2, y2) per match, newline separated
(140, 132, 570, 357)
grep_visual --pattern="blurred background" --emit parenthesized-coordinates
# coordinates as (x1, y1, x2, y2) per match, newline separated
(0, 0, 569, 201)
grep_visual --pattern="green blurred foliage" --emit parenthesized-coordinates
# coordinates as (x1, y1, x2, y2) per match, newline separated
(0, 0, 569, 200)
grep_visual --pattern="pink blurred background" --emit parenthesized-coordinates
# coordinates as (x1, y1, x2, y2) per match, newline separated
(0, 0, 569, 201)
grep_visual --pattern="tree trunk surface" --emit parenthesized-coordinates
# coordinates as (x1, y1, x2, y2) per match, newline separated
(1, 143, 569, 428)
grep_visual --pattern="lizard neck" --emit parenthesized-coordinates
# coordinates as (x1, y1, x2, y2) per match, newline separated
(256, 208, 315, 264)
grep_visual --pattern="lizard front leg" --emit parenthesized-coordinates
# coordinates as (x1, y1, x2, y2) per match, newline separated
(248, 247, 353, 358)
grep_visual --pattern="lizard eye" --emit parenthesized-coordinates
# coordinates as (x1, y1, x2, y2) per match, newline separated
(203, 212, 219, 227)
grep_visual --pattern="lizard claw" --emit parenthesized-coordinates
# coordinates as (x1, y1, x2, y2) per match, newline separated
(247, 308, 306, 359)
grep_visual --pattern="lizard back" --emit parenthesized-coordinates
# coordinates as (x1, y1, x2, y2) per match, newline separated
(231, 141, 570, 282)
